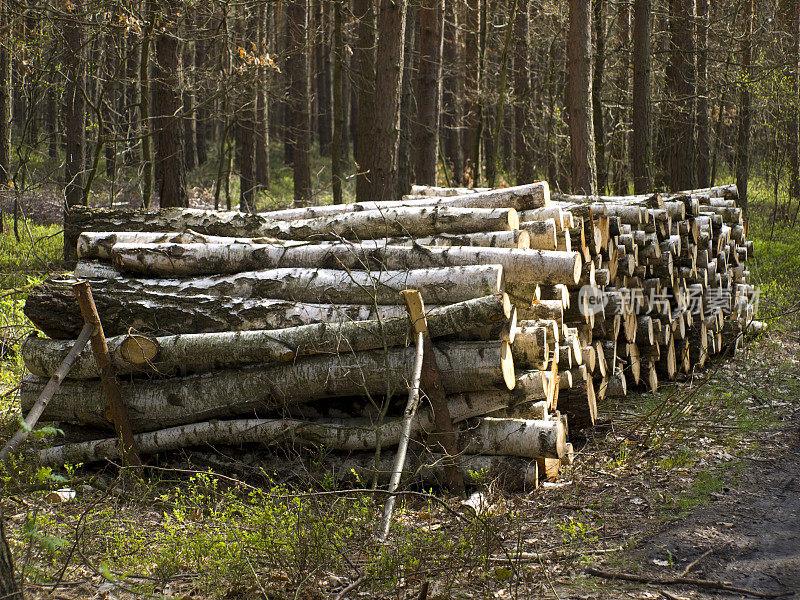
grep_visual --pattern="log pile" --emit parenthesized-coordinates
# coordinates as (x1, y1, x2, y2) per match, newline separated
(18, 181, 760, 490)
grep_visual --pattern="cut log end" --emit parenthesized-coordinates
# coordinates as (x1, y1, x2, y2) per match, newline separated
(119, 335, 160, 365)
(501, 341, 516, 390)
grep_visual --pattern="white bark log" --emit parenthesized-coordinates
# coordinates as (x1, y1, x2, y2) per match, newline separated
(23, 294, 513, 379)
(385, 230, 530, 249)
(20, 341, 516, 432)
(109, 241, 583, 285)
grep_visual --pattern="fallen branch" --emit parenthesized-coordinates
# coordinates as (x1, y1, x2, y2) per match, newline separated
(585, 566, 789, 599)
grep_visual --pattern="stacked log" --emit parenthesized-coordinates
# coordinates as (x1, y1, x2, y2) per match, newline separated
(19, 180, 760, 489)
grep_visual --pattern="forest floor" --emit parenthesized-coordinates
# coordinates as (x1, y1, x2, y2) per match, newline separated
(0, 182, 798, 599)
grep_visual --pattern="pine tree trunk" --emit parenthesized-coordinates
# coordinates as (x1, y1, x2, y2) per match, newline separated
(666, 0, 695, 191)
(0, 0, 11, 185)
(513, 0, 533, 185)
(736, 0, 754, 216)
(331, 0, 344, 204)
(182, 10, 198, 172)
(365, 0, 408, 202)
(441, 0, 463, 185)
(254, 3, 270, 189)
(567, 0, 597, 194)
(612, 0, 630, 195)
(152, 0, 186, 208)
(63, 1, 86, 212)
(314, 0, 332, 155)
(462, 0, 481, 184)
(694, 0, 710, 188)
(287, 0, 312, 206)
(396, 6, 416, 198)
(353, 0, 376, 202)
(195, 32, 208, 166)
(412, 0, 444, 186)
(788, 0, 800, 203)
(631, 0, 651, 193)
(592, 0, 607, 193)
(139, 0, 154, 207)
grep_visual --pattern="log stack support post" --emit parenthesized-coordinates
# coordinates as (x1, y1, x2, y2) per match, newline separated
(73, 281, 142, 469)
(400, 289, 465, 494)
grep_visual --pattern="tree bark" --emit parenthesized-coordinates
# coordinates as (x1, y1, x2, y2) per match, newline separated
(412, 0, 444, 185)
(592, 0, 607, 193)
(353, 0, 376, 202)
(513, 0, 534, 185)
(313, 0, 332, 155)
(612, 0, 630, 195)
(59, 263, 507, 306)
(106, 240, 582, 285)
(567, 0, 597, 194)
(631, 0, 651, 193)
(287, 0, 312, 206)
(331, 0, 344, 203)
(462, 0, 481, 184)
(24, 294, 512, 377)
(63, 0, 86, 214)
(363, 0, 407, 202)
(694, 0, 710, 188)
(255, 3, 270, 188)
(152, 0, 186, 208)
(37, 391, 525, 466)
(139, 0, 154, 208)
(736, 0, 754, 216)
(20, 340, 515, 432)
(0, 0, 11, 186)
(666, 0, 695, 191)
(441, 0, 463, 185)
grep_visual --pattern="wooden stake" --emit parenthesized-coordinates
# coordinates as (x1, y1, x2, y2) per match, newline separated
(400, 289, 465, 494)
(72, 281, 142, 468)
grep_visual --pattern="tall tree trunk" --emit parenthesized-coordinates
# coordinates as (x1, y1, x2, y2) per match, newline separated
(412, 0, 444, 186)
(363, 0, 408, 202)
(513, 0, 534, 184)
(592, 0, 607, 193)
(0, 0, 11, 185)
(182, 10, 198, 173)
(152, 0, 186, 208)
(784, 0, 800, 203)
(235, 3, 258, 213)
(631, 0, 651, 193)
(287, 0, 312, 206)
(441, 0, 463, 184)
(396, 5, 417, 197)
(736, 0, 754, 216)
(694, 0, 710, 188)
(331, 0, 344, 204)
(195, 33, 208, 167)
(666, 0, 695, 191)
(462, 0, 481, 184)
(255, 3, 270, 189)
(567, 0, 597, 194)
(140, 0, 155, 207)
(353, 0, 375, 201)
(63, 0, 86, 214)
(612, 0, 630, 194)
(314, 0, 332, 155)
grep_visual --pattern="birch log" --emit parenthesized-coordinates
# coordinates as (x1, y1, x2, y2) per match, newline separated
(24, 280, 407, 339)
(23, 294, 513, 379)
(385, 230, 530, 249)
(108, 241, 583, 284)
(65, 264, 507, 306)
(20, 341, 516, 431)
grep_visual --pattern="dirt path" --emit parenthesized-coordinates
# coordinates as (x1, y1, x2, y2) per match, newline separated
(591, 413, 800, 599)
